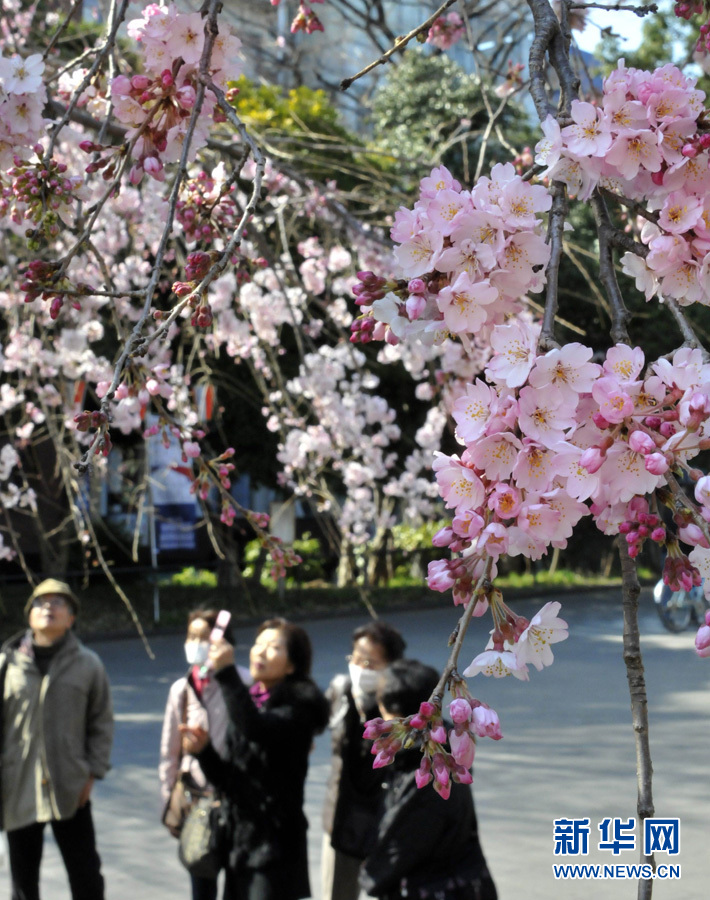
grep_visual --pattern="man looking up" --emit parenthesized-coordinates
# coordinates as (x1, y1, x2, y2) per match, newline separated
(0, 578, 114, 900)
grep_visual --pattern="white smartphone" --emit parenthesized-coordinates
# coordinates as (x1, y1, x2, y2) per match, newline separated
(210, 609, 231, 643)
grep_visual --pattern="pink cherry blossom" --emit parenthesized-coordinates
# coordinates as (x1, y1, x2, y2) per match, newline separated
(515, 602, 569, 671)
(463, 649, 530, 680)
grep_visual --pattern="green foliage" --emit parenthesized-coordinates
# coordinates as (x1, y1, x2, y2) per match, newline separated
(230, 76, 393, 201)
(168, 567, 218, 588)
(234, 77, 348, 137)
(391, 520, 448, 552)
(368, 49, 533, 187)
(243, 532, 325, 588)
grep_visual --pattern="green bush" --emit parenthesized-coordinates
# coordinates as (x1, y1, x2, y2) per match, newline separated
(168, 567, 218, 588)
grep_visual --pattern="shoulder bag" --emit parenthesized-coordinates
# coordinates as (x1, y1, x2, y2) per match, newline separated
(178, 795, 228, 879)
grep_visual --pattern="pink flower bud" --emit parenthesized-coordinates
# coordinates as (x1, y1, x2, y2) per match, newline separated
(628, 430, 655, 455)
(430, 723, 447, 744)
(182, 441, 201, 458)
(695, 623, 710, 657)
(449, 698, 473, 724)
(651, 527, 666, 542)
(405, 293, 426, 320)
(408, 278, 426, 294)
(580, 447, 605, 473)
(131, 74, 152, 91)
(645, 452, 669, 475)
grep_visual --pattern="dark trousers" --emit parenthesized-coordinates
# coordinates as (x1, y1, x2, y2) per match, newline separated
(192, 873, 218, 900)
(6, 802, 104, 900)
(223, 868, 278, 900)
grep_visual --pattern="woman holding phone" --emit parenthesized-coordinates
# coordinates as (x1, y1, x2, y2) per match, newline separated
(181, 617, 329, 900)
(160, 608, 243, 900)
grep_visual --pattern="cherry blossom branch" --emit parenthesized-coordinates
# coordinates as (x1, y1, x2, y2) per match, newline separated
(75, 2, 228, 470)
(664, 470, 710, 546)
(539, 181, 568, 351)
(474, 85, 521, 182)
(41, 0, 84, 62)
(134, 85, 266, 354)
(339, 0, 459, 91)
(561, 241, 612, 318)
(568, 0, 657, 12)
(600, 187, 660, 226)
(663, 298, 710, 357)
(429, 557, 495, 707)
(527, 0, 580, 120)
(616, 535, 655, 894)
(590, 189, 631, 344)
(44, 0, 131, 162)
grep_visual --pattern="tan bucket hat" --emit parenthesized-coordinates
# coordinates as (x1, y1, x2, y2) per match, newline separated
(25, 578, 80, 617)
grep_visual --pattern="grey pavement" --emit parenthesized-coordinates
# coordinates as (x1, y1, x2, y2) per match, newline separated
(1, 589, 708, 899)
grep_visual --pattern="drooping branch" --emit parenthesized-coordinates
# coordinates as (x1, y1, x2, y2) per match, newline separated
(339, 0, 459, 91)
(663, 299, 710, 358)
(590, 189, 631, 343)
(616, 536, 655, 898)
(527, 0, 580, 121)
(429, 557, 494, 706)
(538, 181, 567, 351)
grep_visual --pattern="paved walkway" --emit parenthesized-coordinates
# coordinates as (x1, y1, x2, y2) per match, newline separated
(1, 590, 708, 898)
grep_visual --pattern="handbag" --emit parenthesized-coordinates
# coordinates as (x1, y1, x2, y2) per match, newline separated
(178, 795, 227, 879)
(162, 681, 199, 835)
(162, 773, 194, 833)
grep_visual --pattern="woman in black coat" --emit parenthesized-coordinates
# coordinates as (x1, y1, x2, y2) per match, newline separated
(322, 621, 406, 900)
(360, 660, 497, 900)
(182, 617, 329, 900)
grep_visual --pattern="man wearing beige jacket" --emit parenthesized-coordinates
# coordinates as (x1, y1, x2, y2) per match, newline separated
(0, 578, 113, 900)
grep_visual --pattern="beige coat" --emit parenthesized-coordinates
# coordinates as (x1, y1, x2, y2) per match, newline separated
(158, 669, 242, 807)
(0, 630, 113, 832)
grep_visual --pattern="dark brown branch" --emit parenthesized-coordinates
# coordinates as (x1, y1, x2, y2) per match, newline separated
(569, 1, 657, 12)
(663, 299, 710, 357)
(340, 0, 459, 90)
(591, 190, 631, 343)
(527, 0, 580, 120)
(539, 181, 567, 351)
(616, 536, 655, 898)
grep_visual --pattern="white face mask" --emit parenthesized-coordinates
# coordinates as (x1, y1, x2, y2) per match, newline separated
(185, 640, 210, 667)
(349, 662, 381, 701)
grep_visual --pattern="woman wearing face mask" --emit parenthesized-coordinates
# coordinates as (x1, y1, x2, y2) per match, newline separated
(321, 621, 406, 900)
(180, 617, 329, 900)
(159, 608, 249, 900)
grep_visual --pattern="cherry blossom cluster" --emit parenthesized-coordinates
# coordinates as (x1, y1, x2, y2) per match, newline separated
(5, 148, 79, 247)
(176, 166, 239, 244)
(672, 1, 710, 56)
(364, 684, 502, 799)
(0, 53, 47, 168)
(110, 3, 242, 184)
(425, 335, 710, 659)
(534, 62, 710, 308)
(494, 61, 525, 99)
(426, 12, 465, 51)
(291, 2, 325, 34)
(352, 163, 551, 347)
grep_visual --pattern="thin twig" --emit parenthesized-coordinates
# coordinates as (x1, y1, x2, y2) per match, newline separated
(429, 558, 494, 706)
(663, 298, 710, 358)
(340, 0, 459, 91)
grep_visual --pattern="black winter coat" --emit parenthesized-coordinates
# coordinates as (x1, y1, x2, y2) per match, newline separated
(322, 673, 383, 859)
(359, 747, 497, 900)
(196, 665, 328, 899)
